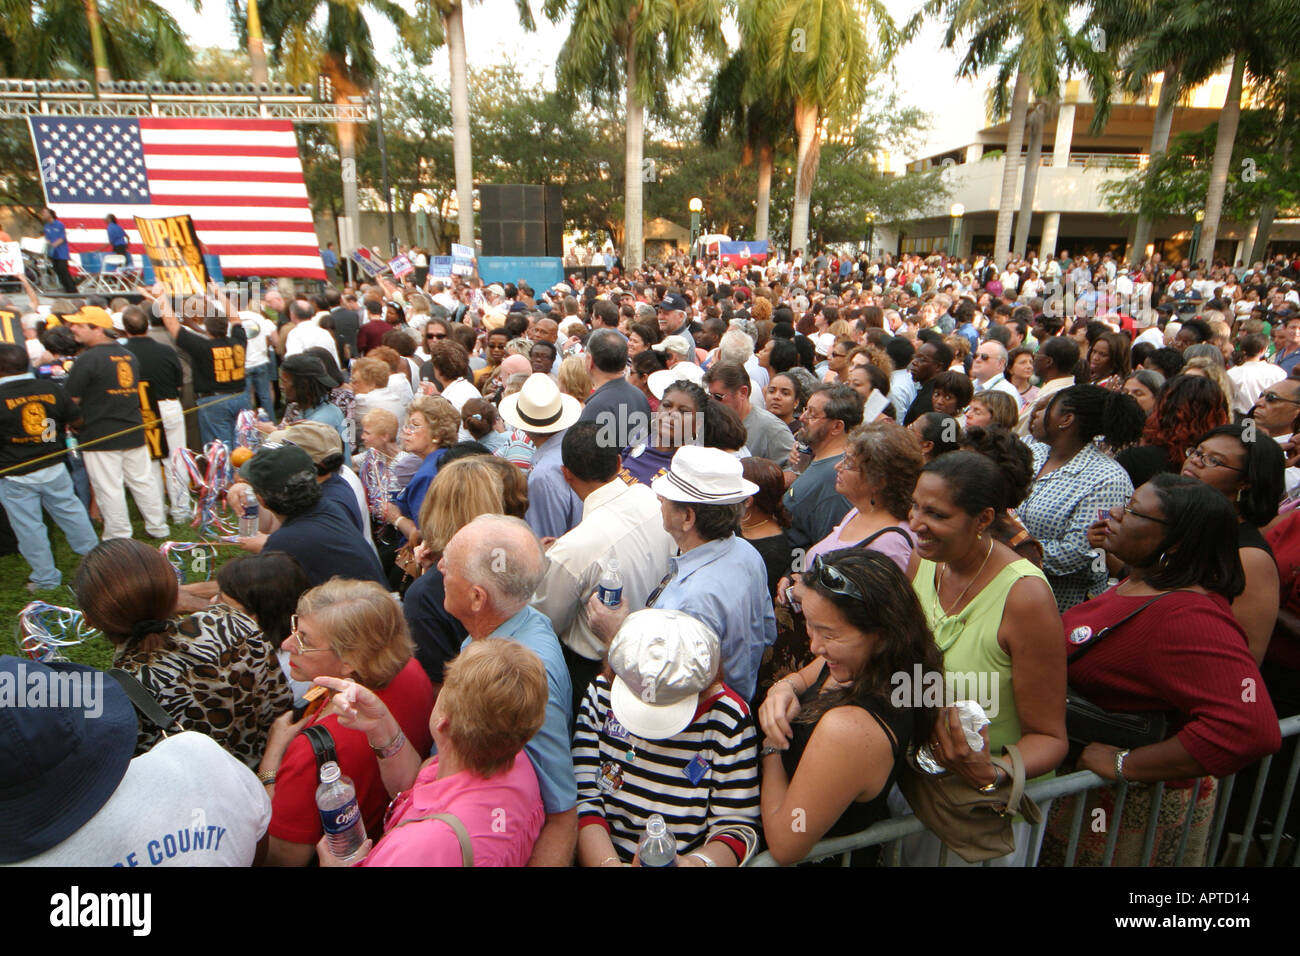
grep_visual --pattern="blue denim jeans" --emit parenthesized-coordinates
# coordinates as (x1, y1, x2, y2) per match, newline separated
(0, 465, 99, 588)
(195, 392, 251, 453)
(245, 362, 275, 417)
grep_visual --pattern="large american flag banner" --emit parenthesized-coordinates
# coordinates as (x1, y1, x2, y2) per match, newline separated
(28, 116, 326, 279)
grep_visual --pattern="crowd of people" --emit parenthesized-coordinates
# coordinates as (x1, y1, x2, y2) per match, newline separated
(3, 243, 1300, 868)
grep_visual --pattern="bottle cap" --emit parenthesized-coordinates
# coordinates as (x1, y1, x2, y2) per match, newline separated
(645, 814, 667, 838)
(319, 761, 340, 783)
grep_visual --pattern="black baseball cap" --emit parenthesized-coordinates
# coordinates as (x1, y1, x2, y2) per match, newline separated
(238, 443, 316, 490)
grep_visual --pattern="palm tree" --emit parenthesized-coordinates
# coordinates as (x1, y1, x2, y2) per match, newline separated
(741, 0, 890, 258)
(701, 48, 791, 242)
(425, 0, 536, 249)
(918, 0, 1110, 266)
(1119, 0, 1298, 263)
(1, 0, 195, 87)
(258, 0, 424, 258)
(544, 0, 726, 271)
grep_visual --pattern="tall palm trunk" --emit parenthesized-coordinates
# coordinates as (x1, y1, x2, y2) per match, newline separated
(1130, 66, 1179, 261)
(623, 37, 644, 271)
(1248, 98, 1291, 264)
(790, 100, 821, 257)
(1013, 99, 1046, 258)
(755, 139, 773, 241)
(83, 0, 111, 91)
(247, 0, 268, 85)
(1199, 53, 1246, 265)
(445, 3, 475, 248)
(994, 70, 1030, 266)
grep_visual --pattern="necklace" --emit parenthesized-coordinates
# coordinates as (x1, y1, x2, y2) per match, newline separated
(742, 514, 774, 532)
(937, 536, 994, 616)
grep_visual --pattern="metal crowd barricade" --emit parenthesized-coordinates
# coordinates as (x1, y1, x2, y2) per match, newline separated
(747, 713, 1300, 867)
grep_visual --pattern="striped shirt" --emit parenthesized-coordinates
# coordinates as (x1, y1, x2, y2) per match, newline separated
(573, 677, 761, 864)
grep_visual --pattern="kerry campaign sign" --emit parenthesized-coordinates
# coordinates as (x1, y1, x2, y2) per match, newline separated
(718, 241, 768, 266)
(0, 241, 23, 277)
(134, 214, 206, 295)
(451, 243, 476, 277)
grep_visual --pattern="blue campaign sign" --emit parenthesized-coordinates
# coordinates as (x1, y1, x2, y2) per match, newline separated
(478, 257, 564, 293)
(451, 243, 476, 277)
(139, 253, 224, 285)
(429, 256, 453, 278)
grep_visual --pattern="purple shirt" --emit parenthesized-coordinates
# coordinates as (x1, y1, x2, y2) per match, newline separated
(803, 509, 917, 573)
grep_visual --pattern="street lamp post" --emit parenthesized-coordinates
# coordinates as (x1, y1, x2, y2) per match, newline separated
(864, 212, 875, 257)
(689, 197, 703, 260)
(1189, 209, 1205, 265)
(948, 203, 965, 258)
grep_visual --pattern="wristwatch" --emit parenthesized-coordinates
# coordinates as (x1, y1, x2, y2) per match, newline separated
(1114, 749, 1132, 783)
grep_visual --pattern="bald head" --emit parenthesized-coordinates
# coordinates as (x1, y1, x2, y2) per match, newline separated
(445, 514, 545, 616)
(534, 318, 559, 343)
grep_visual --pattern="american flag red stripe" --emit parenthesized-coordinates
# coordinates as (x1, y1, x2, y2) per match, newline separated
(30, 116, 327, 280)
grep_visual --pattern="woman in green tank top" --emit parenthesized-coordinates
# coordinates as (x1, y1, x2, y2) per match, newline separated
(905, 452, 1068, 818)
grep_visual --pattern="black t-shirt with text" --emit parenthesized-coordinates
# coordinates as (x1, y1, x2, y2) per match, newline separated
(176, 325, 247, 394)
(62, 343, 145, 451)
(0, 376, 79, 476)
(124, 336, 184, 401)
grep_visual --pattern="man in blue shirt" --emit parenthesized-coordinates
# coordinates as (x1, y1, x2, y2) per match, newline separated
(105, 214, 130, 266)
(441, 513, 577, 867)
(644, 445, 777, 703)
(40, 208, 77, 293)
(500, 372, 583, 540)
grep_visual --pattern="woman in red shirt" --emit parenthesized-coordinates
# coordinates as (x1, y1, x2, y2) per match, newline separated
(257, 579, 434, 866)
(1042, 474, 1281, 865)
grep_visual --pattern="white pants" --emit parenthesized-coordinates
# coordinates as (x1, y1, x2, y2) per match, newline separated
(83, 445, 170, 539)
(158, 398, 192, 522)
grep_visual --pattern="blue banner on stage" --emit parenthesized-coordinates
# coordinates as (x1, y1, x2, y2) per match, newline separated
(477, 257, 564, 293)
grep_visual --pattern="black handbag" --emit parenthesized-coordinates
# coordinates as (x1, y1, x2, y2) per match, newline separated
(1065, 593, 1177, 754)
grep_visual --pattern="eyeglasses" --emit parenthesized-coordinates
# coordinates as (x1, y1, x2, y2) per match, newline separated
(289, 615, 328, 654)
(427, 332, 447, 340)
(1122, 504, 1169, 525)
(402, 419, 427, 432)
(1260, 391, 1300, 406)
(974, 352, 998, 361)
(1185, 446, 1245, 473)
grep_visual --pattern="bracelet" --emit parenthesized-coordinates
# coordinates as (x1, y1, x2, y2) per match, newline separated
(371, 727, 406, 759)
(760, 745, 781, 758)
(690, 852, 716, 868)
(256, 769, 276, 786)
(781, 676, 803, 696)
(597, 855, 621, 867)
(977, 764, 1007, 793)
(1114, 748, 1131, 783)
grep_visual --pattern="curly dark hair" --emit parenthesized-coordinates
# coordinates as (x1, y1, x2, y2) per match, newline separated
(958, 425, 1033, 509)
(1140, 374, 1230, 468)
(846, 421, 924, 519)
(258, 470, 323, 518)
(795, 549, 943, 745)
(1051, 384, 1146, 448)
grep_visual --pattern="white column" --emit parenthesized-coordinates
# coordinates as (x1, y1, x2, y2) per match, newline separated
(1039, 102, 1077, 261)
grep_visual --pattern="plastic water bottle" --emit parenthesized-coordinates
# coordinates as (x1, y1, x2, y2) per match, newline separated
(792, 441, 812, 474)
(637, 814, 677, 867)
(316, 761, 367, 863)
(597, 560, 624, 607)
(65, 434, 79, 459)
(238, 490, 260, 537)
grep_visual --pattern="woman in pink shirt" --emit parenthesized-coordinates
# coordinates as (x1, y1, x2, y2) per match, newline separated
(316, 638, 548, 867)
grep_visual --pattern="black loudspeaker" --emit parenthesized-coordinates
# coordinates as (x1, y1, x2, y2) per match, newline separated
(478, 184, 564, 257)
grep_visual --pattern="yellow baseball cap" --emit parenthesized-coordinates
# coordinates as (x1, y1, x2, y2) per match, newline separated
(65, 306, 114, 329)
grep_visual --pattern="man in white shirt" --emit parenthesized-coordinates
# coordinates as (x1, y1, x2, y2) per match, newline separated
(531, 420, 675, 716)
(282, 300, 340, 365)
(1250, 376, 1300, 496)
(1228, 333, 1286, 416)
(970, 340, 1022, 402)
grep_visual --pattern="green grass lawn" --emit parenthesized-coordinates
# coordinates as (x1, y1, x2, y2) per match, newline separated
(2, 503, 240, 670)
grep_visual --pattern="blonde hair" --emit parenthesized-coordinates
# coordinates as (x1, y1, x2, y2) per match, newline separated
(353, 357, 390, 390)
(480, 455, 530, 518)
(1183, 357, 1233, 410)
(407, 394, 459, 448)
(828, 319, 853, 340)
(362, 408, 398, 441)
(751, 297, 773, 323)
(418, 457, 505, 555)
(296, 579, 412, 688)
(505, 337, 532, 357)
(558, 355, 592, 404)
(439, 638, 547, 778)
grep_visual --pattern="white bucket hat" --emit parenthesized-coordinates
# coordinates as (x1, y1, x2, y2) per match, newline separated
(498, 373, 581, 434)
(651, 444, 758, 505)
(647, 363, 705, 400)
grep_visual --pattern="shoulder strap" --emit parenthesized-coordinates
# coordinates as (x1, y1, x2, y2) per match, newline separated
(395, 811, 475, 867)
(1067, 593, 1174, 664)
(107, 668, 183, 737)
(302, 724, 337, 770)
(856, 525, 911, 550)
